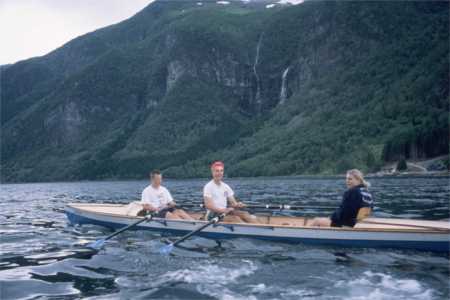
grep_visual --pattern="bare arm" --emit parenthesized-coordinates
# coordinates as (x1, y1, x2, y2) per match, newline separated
(204, 196, 232, 214)
(228, 196, 244, 208)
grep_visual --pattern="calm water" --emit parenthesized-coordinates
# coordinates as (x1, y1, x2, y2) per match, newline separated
(0, 176, 449, 300)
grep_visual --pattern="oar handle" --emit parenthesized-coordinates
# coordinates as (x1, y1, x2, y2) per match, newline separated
(244, 204, 335, 210)
(177, 203, 335, 210)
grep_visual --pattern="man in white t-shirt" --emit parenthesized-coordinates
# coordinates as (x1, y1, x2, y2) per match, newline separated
(140, 170, 193, 220)
(203, 161, 259, 223)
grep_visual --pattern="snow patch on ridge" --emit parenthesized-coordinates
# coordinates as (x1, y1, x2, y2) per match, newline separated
(278, 0, 304, 5)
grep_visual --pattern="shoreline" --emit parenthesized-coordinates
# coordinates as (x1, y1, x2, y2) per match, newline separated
(1, 171, 449, 185)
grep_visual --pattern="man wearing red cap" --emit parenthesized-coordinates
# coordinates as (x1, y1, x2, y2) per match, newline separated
(203, 161, 260, 223)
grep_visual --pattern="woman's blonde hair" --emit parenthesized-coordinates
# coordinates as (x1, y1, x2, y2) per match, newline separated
(347, 169, 370, 188)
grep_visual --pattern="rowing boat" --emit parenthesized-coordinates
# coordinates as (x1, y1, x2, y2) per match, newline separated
(65, 203, 450, 253)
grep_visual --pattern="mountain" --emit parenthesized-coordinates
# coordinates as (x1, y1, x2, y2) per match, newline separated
(1, 0, 448, 182)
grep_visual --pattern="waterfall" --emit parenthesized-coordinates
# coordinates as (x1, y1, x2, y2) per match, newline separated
(253, 34, 262, 107)
(279, 67, 290, 105)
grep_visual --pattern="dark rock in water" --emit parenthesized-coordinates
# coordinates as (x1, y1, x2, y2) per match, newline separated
(31, 220, 55, 228)
(427, 159, 449, 171)
(0, 248, 97, 271)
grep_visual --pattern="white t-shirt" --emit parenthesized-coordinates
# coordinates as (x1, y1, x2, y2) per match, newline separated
(203, 180, 234, 209)
(141, 185, 173, 209)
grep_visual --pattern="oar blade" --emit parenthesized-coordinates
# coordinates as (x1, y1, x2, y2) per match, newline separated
(86, 239, 106, 250)
(159, 243, 174, 255)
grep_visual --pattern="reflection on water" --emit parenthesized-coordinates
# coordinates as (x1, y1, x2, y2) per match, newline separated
(0, 176, 449, 299)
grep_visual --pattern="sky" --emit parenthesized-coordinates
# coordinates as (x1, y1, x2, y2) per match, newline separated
(0, 0, 304, 66)
(0, 0, 154, 65)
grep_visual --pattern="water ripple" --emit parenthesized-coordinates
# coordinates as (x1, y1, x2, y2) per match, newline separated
(0, 176, 448, 299)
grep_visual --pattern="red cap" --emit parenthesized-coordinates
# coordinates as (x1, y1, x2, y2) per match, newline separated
(211, 161, 224, 169)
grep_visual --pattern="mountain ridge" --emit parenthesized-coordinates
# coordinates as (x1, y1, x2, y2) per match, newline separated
(1, 0, 448, 182)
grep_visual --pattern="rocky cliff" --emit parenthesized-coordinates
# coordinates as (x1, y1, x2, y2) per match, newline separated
(1, 0, 448, 181)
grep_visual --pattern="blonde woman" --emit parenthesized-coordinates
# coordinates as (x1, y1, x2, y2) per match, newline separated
(311, 169, 373, 227)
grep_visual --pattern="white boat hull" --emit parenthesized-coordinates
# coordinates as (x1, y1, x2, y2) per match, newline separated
(65, 204, 450, 252)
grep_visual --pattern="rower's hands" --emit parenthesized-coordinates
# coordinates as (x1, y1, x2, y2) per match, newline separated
(224, 207, 234, 214)
(231, 202, 245, 208)
(236, 202, 245, 208)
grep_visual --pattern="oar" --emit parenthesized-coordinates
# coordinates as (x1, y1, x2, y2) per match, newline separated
(177, 203, 335, 210)
(109, 201, 336, 211)
(86, 212, 154, 250)
(159, 213, 226, 255)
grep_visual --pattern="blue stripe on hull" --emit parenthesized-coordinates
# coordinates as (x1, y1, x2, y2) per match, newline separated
(66, 211, 450, 253)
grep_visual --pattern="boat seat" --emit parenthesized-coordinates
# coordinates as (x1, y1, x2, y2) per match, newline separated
(357, 207, 372, 221)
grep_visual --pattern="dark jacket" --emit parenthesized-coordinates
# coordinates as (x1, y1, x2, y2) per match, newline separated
(330, 184, 373, 227)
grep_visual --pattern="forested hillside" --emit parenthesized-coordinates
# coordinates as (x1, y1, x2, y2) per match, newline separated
(1, 0, 448, 182)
